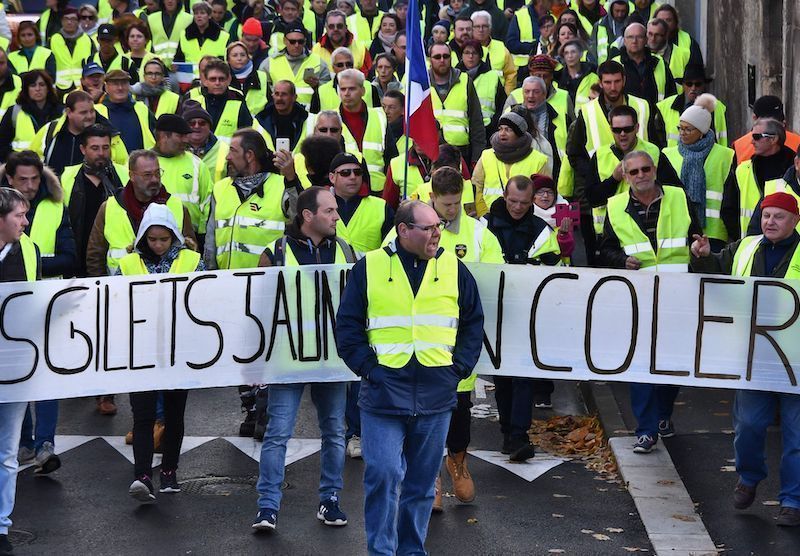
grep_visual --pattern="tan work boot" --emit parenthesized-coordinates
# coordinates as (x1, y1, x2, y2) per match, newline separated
(153, 421, 165, 454)
(432, 475, 443, 513)
(446, 451, 475, 503)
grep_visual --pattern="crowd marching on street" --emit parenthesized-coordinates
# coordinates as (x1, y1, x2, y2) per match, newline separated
(0, 0, 798, 554)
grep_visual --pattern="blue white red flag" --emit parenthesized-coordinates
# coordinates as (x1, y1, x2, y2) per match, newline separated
(404, 0, 440, 161)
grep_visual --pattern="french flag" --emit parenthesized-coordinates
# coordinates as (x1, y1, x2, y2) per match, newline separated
(404, 0, 439, 162)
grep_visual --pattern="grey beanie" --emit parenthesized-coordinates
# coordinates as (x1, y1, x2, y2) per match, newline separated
(498, 111, 528, 137)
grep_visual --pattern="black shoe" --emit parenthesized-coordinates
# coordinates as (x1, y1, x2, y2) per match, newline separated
(159, 470, 181, 493)
(129, 475, 156, 503)
(776, 506, 800, 527)
(733, 480, 757, 509)
(0, 534, 13, 555)
(252, 508, 278, 532)
(501, 434, 512, 455)
(533, 394, 553, 409)
(508, 438, 536, 462)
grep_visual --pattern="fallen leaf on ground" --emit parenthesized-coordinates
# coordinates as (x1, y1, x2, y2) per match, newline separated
(656, 480, 675, 485)
(762, 500, 780, 506)
(592, 533, 611, 541)
(552, 513, 564, 518)
(553, 494, 571, 498)
(580, 529, 594, 534)
(466, 518, 478, 524)
(720, 466, 736, 472)
(605, 527, 624, 533)
(672, 514, 696, 522)
(622, 548, 649, 553)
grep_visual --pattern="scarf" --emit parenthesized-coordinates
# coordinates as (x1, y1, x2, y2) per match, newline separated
(142, 244, 185, 273)
(122, 185, 171, 229)
(60, 28, 84, 40)
(234, 60, 254, 81)
(530, 102, 548, 139)
(490, 132, 534, 164)
(132, 81, 166, 98)
(533, 194, 567, 227)
(677, 130, 715, 226)
(377, 31, 396, 54)
(233, 171, 269, 196)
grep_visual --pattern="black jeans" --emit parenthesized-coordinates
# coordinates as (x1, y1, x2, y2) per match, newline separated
(494, 378, 553, 439)
(446, 392, 473, 454)
(129, 390, 188, 478)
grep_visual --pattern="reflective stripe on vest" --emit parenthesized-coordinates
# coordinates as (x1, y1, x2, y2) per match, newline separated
(735, 160, 760, 240)
(195, 96, 241, 142)
(730, 234, 800, 279)
(431, 74, 470, 146)
(592, 139, 661, 235)
(606, 186, 691, 272)
(11, 107, 37, 152)
(178, 30, 230, 76)
(583, 95, 649, 156)
(119, 249, 201, 275)
(213, 175, 287, 269)
(50, 33, 93, 89)
(268, 54, 324, 107)
(335, 196, 387, 256)
(95, 101, 156, 149)
(159, 153, 204, 230)
(473, 72, 502, 127)
(365, 248, 460, 368)
(341, 108, 387, 192)
(104, 196, 185, 273)
(513, 8, 535, 66)
(149, 11, 193, 66)
(480, 148, 548, 207)
(663, 144, 734, 242)
(8, 48, 52, 74)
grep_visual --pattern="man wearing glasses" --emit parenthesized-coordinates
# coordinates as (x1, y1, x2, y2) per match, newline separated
(311, 47, 381, 112)
(600, 150, 701, 454)
(265, 22, 329, 108)
(734, 118, 797, 240)
(86, 149, 196, 276)
(336, 199, 484, 555)
(312, 10, 372, 74)
(585, 105, 678, 238)
(657, 64, 728, 148)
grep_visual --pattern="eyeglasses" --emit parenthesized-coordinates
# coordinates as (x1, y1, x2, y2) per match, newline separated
(683, 81, 704, 87)
(611, 125, 636, 134)
(473, 24, 489, 29)
(336, 168, 363, 177)
(327, 23, 346, 29)
(430, 54, 449, 60)
(677, 125, 698, 134)
(407, 222, 445, 233)
(188, 119, 210, 127)
(144, 71, 164, 78)
(626, 165, 653, 176)
(317, 127, 341, 133)
(286, 38, 306, 45)
(80, 15, 96, 20)
(534, 189, 554, 197)
(132, 169, 165, 179)
(752, 132, 777, 141)
(334, 61, 354, 68)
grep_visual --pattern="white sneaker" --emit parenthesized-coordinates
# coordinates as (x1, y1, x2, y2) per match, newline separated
(346, 436, 362, 459)
(34, 441, 61, 475)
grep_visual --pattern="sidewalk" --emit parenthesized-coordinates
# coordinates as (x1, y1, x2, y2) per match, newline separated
(586, 382, 800, 555)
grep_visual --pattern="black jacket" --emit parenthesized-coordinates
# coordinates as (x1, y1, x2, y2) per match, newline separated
(255, 102, 309, 151)
(692, 232, 800, 278)
(611, 46, 676, 106)
(484, 198, 561, 266)
(0, 241, 41, 282)
(0, 101, 63, 163)
(262, 223, 356, 266)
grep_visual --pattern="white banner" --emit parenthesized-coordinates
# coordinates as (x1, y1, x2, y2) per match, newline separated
(1, 264, 799, 402)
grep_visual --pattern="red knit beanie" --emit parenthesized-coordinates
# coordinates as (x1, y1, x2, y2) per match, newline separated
(761, 192, 799, 215)
(532, 174, 556, 192)
(242, 18, 263, 38)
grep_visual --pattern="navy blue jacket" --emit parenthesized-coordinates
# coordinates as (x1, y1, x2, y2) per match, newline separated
(335, 241, 485, 416)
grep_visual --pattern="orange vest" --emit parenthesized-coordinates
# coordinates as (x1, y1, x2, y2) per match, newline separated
(733, 130, 800, 162)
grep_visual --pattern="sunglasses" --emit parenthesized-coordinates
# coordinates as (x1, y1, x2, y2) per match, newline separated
(80, 15, 96, 20)
(317, 127, 341, 133)
(286, 38, 305, 45)
(626, 165, 653, 176)
(334, 61, 354, 68)
(336, 168, 363, 177)
(611, 125, 636, 134)
(327, 23, 346, 29)
(188, 119, 209, 127)
(683, 81, 704, 87)
(752, 132, 777, 141)
(430, 54, 449, 60)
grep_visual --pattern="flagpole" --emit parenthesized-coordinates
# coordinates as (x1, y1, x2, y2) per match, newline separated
(402, 3, 413, 203)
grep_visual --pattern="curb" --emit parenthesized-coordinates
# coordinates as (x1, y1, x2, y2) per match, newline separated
(581, 382, 719, 556)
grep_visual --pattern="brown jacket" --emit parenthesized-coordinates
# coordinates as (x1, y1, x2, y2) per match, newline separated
(85, 198, 197, 277)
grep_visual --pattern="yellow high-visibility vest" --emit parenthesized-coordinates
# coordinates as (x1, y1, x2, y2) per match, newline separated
(119, 249, 201, 275)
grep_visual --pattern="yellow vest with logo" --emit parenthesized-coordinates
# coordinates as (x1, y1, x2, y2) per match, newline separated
(149, 10, 193, 66)
(158, 152, 209, 232)
(50, 33, 94, 90)
(268, 53, 325, 107)
(119, 249, 201, 275)
(731, 234, 800, 278)
(104, 195, 185, 273)
(431, 73, 470, 147)
(663, 143, 734, 242)
(582, 94, 650, 156)
(342, 107, 387, 192)
(365, 248, 460, 368)
(212, 174, 287, 269)
(95, 101, 156, 150)
(19, 233, 39, 282)
(8, 47, 52, 74)
(335, 195, 387, 256)
(735, 160, 761, 240)
(592, 139, 661, 235)
(194, 96, 242, 142)
(606, 185, 691, 272)
(478, 147, 549, 210)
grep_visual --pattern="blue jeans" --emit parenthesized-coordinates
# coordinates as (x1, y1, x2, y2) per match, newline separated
(0, 402, 27, 535)
(734, 390, 800, 509)
(345, 381, 361, 439)
(19, 400, 59, 452)
(257, 382, 347, 511)
(629, 384, 680, 437)
(361, 410, 450, 556)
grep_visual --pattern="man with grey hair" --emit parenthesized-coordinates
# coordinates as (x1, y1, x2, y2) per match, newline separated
(732, 117, 797, 240)
(310, 46, 380, 112)
(336, 68, 396, 193)
(0, 186, 39, 556)
(608, 21, 675, 104)
(312, 9, 372, 74)
(469, 11, 515, 93)
(600, 149, 701, 454)
(336, 199, 484, 555)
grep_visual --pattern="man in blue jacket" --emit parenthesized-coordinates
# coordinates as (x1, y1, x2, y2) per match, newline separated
(336, 199, 484, 555)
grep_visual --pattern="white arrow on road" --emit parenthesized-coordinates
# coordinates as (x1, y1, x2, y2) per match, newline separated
(223, 437, 321, 466)
(468, 450, 566, 482)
